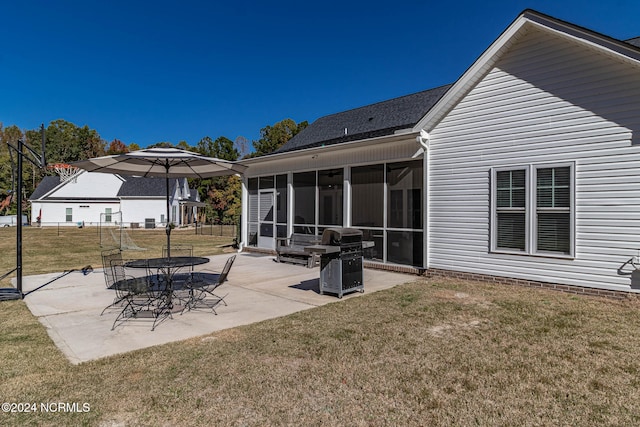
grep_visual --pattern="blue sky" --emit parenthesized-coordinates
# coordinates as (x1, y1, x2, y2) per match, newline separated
(1, 0, 639, 150)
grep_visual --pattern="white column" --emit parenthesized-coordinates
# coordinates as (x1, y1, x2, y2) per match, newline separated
(287, 172, 294, 237)
(343, 166, 351, 227)
(240, 175, 249, 250)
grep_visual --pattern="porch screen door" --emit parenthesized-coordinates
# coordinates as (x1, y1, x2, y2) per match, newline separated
(258, 190, 275, 249)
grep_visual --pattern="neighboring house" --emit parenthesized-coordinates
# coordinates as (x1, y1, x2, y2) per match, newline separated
(29, 171, 203, 227)
(240, 9, 640, 295)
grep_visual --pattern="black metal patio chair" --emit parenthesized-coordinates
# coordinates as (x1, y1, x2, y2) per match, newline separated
(161, 244, 195, 302)
(181, 255, 235, 315)
(100, 248, 124, 315)
(109, 258, 160, 330)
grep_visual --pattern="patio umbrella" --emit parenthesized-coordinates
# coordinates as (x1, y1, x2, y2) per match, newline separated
(72, 147, 247, 257)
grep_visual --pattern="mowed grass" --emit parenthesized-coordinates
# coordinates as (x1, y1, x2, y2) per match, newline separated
(2, 229, 640, 425)
(0, 226, 234, 286)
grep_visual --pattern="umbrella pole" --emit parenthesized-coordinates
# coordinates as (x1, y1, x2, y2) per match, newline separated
(165, 173, 171, 258)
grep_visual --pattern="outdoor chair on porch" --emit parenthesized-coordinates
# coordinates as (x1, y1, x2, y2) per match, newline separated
(181, 255, 235, 315)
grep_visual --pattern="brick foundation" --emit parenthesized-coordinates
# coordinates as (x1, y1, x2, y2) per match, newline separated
(426, 268, 631, 300)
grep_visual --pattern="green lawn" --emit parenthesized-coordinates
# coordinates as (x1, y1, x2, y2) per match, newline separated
(0, 226, 234, 286)
(1, 227, 640, 425)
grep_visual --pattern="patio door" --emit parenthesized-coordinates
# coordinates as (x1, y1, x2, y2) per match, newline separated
(258, 189, 275, 249)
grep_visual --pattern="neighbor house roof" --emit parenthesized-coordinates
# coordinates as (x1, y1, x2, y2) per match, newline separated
(186, 188, 200, 203)
(29, 176, 61, 200)
(275, 84, 452, 154)
(117, 176, 185, 198)
(30, 173, 190, 201)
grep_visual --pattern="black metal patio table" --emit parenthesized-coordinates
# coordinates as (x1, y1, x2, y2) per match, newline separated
(126, 256, 210, 292)
(127, 256, 210, 271)
(125, 256, 210, 324)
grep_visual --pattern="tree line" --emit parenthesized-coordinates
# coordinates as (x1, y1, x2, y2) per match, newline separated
(0, 118, 308, 224)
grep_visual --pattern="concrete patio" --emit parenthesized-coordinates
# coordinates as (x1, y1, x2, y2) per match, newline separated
(20, 252, 415, 364)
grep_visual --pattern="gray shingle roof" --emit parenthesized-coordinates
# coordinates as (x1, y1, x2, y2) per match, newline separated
(625, 37, 640, 48)
(29, 176, 61, 200)
(30, 174, 191, 201)
(276, 84, 452, 154)
(117, 176, 184, 197)
(187, 188, 200, 202)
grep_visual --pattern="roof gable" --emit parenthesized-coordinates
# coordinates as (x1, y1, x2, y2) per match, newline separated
(275, 84, 452, 154)
(414, 9, 640, 132)
(30, 171, 125, 200)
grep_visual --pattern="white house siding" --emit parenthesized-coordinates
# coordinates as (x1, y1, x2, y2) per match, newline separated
(51, 172, 123, 199)
(32, 201, 121, 225)
(119, 198, 167, 226)
(427, 27, 640, 292)
(31, 172, 124, 225)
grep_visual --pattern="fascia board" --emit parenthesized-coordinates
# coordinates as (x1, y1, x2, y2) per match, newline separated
(242, 131, 419, 166)
(524, 11, 640, 65)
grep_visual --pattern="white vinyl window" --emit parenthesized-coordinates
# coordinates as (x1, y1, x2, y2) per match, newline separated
(65, 208, 73, 222)
(491, 162, 574, 257)
(534, 165, 572, 254)
(494, 168, 527, 252)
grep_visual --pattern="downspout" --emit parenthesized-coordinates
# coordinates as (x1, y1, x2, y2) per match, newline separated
(416, 129, 430, 272)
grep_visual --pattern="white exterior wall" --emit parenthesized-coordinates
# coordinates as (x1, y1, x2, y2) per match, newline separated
(52, 172, 123, 198)
(33, 201, 121, 226)
(31, 172, 124, 225)
(119, 199, 167, 226)
(427, 28, 640, 291)
(30, 172, 175, 227)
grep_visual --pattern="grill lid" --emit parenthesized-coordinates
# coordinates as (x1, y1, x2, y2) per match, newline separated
(321, 227, 363, 245)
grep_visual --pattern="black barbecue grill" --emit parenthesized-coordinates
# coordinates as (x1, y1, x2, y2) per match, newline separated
(307, 228, 365, 298)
